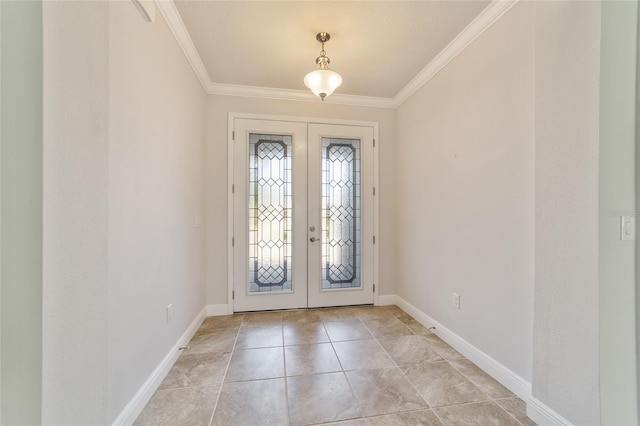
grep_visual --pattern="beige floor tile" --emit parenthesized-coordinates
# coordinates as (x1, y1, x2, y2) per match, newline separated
(382, 305, 405, 316)
(319, 307, 359, 321)
(159, 351, 230, 390)
(137, 306, 525, 426)
(235, 325, 283, 349)
(362, 317, 414, 339)
(449, 359, 515, 399)
(323, 420, 368, 426)
(350, 306, 397, 320)
(378, 335, 442, 366)
(365, 409, 443, 425)
(347, 368, 427, 417)
(241, 311, 283, 327)
(394, 314, 421, 327)
(211, 378, 287, 426)
(284, 322, 330, 345)
(333, 339, 395, 370)
(185, 328, 237, 355)
(134, 385, 218, 426)
(225, 347, 284, 382)
(287, 372, 362, 425)
(282, 309, 323, 324)
(401, 361, 488, 407)
(409, 323, 435, 337)
(421, 334, 465, 360)
(325, 320, 374, 342)
(195, 315, 244, 336)
(434, 401, 521, 426)
(285, 343, 341, 376)
(495, 397, 538, 426)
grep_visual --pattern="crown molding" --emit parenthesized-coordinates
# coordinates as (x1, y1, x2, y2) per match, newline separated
(156, 0, 519, 110)
(154, 0, 213, 90)
(208, 83, 396, 109)
(391, 0, 520, 108)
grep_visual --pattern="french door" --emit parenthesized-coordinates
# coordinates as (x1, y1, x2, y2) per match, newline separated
(232, 118, 375, 311)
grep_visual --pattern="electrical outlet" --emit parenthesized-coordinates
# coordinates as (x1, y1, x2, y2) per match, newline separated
(621, 216, 635, 241)
(166, 304, 173, 323)
(452, 293, 460, 309)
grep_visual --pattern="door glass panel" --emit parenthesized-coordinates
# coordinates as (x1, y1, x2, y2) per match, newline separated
(321, 137, 361, 289)
(248, 134, 292, 293)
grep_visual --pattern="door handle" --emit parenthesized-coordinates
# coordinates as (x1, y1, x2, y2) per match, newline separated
(309, 237, 319, 243)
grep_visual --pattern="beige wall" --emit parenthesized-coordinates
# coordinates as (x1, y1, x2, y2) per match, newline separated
(395, 2, 535, 382)
(599, 1, 639, 424)
(394, 3, 606, 422)
(205, 95, 396, 306)
(42, 2, 207, 423)
(107, 2, 206, 421)
(1, 1, 43, 424)
(533, 1, 601, 424)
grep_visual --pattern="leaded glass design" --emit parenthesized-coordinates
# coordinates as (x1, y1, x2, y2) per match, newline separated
(321, 137, 361, 289)
(248, 134, 292, 293)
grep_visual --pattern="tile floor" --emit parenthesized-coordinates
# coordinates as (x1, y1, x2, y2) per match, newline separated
(135, 305, 537, 426)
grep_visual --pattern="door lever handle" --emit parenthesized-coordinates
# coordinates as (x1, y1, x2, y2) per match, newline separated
(309, 237, 319, 242)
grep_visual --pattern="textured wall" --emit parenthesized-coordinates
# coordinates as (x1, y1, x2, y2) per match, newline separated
(107, 2, 206, 421)
(395, 2, 535, 381)
(599, 1, 638, 424)
(42, 1, 110, 423)
(532, 2, 601, 424)
(1, 1, 43, 424)
(42, 1, 207, 423)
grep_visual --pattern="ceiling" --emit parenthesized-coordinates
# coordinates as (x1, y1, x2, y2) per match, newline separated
(173, 1, 491, 99)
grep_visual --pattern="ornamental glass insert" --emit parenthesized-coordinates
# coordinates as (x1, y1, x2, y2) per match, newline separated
(248, 134, 293, 293)
(321, 137, 361, 289)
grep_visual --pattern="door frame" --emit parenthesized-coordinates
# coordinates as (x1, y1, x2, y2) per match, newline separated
(227, 112, 380, 313)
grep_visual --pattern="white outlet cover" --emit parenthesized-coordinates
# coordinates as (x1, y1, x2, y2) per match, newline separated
(620, 216, 635, 241)
(166, 304, 173, 322)
(452, 293, 460, 309)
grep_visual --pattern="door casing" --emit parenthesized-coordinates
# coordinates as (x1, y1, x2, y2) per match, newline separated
(226, 113, 380, 313)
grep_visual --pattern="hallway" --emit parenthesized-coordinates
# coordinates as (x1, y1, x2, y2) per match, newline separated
(135, 306, 535, 425)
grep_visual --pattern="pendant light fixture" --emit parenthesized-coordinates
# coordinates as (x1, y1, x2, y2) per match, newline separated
(304, 32, 342, 101)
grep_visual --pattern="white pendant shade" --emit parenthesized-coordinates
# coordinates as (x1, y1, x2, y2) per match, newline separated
(304, 69, 342, 100)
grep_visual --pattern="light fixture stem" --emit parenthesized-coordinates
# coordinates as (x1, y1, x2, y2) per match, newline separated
(304, 32, 342, 101)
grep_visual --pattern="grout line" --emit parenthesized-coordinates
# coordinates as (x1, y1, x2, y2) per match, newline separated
(364, 321, 433, 415)
(491, 398, 527, 426)
(431, 398, 526, 425)
(325, 321, 346, 373)
(324, 320, 365, 422)
(207, 315, 243, 426)
(362, 311, 465, 426)
(282, 320, 291, 426)
(444, 359, 494, 399)
(443, 357, 526, 425)
(337, 369, 365, 421)
(357, 315, 448, 425)
(430, 409, 448, 426)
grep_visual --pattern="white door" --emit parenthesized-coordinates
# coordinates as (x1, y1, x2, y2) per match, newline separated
(232, 118, 374, 311)
(307, 123, 374, 308)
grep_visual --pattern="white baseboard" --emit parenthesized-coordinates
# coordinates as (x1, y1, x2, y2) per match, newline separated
(526, 396, 573, 426)
(206, 303, 231, 316)
(111, 307, 207, 426)
(376, 294, 398, 306)
(393, 295, 572, 426)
